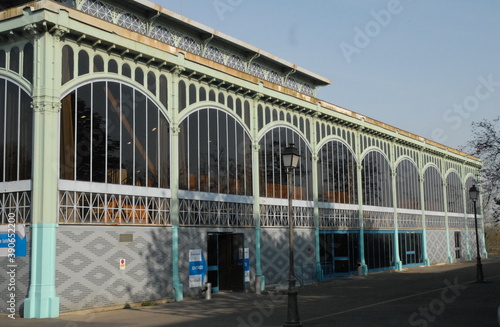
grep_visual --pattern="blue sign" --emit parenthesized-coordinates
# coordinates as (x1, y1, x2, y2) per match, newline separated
(189, 249, 207, 288)
(0, 225, 26, 257)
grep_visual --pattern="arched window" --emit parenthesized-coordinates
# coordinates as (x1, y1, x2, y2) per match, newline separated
(122, 64, 131, 78)
(362, 151, 392, 207)
(0, 50, 5, 68)
(108, 59, 118, 73)
(147, 71, 156, 95)
(178, 108, 252, 195)
(258, 127, 312, 200)
(60, 81, 170, 188)
(423, 166, 444, 212)
(318, 140, 357, 204)
(78, 50, 89, 76)
(93, 55, 104, 72)
(189, 84, 196, 105)
(178, 80, 186, 111)
(9, 47, 19, 73)
(135, 67, 144, 84)
(0, 78, 32, 182)
(446, 172, 464, 213)
(61, 45, 74, 84)
(23, 43, 34, 83)
(159, 75, 168, 108)
(396, 159, 420, 209)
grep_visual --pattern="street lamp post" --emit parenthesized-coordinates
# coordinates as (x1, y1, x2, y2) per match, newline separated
(282, 143, 302, 327)
(469, 185, 484, 283)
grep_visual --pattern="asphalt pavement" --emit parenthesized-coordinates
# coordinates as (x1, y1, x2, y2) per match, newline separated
(2, 256, 500, 326)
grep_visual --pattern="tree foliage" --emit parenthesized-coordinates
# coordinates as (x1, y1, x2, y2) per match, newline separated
(464, 117, 500, 227)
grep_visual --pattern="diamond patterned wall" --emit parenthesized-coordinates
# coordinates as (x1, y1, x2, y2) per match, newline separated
(56, 225, 172, 312)
(261, 228, 316, 287)
(426, 230, 449, 264)
(0, 226, 30, 315)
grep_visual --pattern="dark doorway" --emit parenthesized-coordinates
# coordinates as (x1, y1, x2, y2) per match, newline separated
(207, 232, 244, 292)
(320, 231, 359, 277)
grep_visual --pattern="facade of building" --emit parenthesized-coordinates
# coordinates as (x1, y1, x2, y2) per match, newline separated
(0, 0, 485, 319)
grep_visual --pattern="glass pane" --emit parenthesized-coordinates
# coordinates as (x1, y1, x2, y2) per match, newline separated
(92, 82, 107, 182)
(178, 80, 186, 112)
(147, 72, 156, 95)
(93, 55, 104, 72)
(18, 90, 32, 180)
(9, 47, 19, 73)
(198, 109, 208, 192)
(5, 82, 19, 181)
(209, 109, 218, 192)
(121, 84, 134, 185)
(108, 59, 118, 73)
(147, 99, 159, 187)
(159, 75, 168, 108)
(23, 43, 34, 83)
(0, 50, 5, 68)
(122, 64, 131, 78)
(227, 117, 236, 194)
(159, 115, 170, 188)
(106, 82, 121, 183)
(61, 45, 74, 84)
(134, 90, 147, 186)
(78, 50, 89, 76)
(187, 113, 199, 190)
(60, 91, 76, 180)
(189, 84, 196, 105)
(76, 83, 91, 181)
(218, 112, 227, 193)
(135, 67, 144, 85)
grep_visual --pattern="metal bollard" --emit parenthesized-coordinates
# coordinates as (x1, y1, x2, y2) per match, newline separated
(255, 275, 261, 295)
(205, 283, 211, 300)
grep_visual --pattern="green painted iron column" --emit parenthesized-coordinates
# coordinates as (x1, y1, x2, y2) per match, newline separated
(252, 92, 263, 292)
(311, 114, 321, 282)
(170, 65, 184, 301)
(441, 160, 453, 263)
(419, 157, 429, 266)
(24, 26, 67, 319)
(391, 144, 402, 271)
(356, 129, 368, 275)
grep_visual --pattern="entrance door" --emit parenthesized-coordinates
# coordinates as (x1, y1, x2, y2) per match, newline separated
(398, 231, 423, 266)
(333, 233, 350, 274)
(207, 233, 244, 293)
(320, 232, 359, 278)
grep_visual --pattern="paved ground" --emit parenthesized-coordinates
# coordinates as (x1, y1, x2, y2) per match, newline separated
(2, 256, 500, 326)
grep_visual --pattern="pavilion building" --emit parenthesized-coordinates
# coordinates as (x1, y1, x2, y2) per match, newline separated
(0, 0, 485, 318)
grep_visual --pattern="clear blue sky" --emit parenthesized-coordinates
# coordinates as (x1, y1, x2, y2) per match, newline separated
(154, 0, 500, 151)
